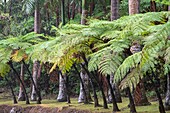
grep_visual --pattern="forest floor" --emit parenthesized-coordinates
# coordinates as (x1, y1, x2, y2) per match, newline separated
(0, 92, 170, 113)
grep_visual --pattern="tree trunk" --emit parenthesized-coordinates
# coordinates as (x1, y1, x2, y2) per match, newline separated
(99, 77, 108, 109)
(149, 72, 165, 113)
(5, 76, 17, 104)
(66, 75, 71, 103)
(81, 0, 88, 25)
(89, 0, 95, 16)
(18, 64, 25, 101)
(99, 0, 107, 14)
(78, 69, 90, 103)
(73, 64, 89, 104)
(4, 0, 7, 13)
(31, 61, 38, 101)
(56, 7, 60, 27)
(150, 0, 156, 12)
(165, 74, 170, 110)
(67, 0, 71, 21)
(134, 80, 150, 106)
(106, 75, 120, 112)
(22, 61, 41, 104)
(108, 74, 122, 103)
(128, 0, 140, 15)
(8, 61, 30, 104)
(127, 87, 137, 113)
(61, 0, 65, 26)
(57, 73, 67, 102)
(71, 1, 76, 19)
(111, 0, 119, 21)
(31, 0, 41, 102)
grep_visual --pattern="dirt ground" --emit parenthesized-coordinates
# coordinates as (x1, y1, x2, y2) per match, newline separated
(0, 104, 92, 113)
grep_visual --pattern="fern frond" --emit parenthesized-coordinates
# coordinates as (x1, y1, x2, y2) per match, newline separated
(114, 52, 142, 83)
(119, 67, 142, 91)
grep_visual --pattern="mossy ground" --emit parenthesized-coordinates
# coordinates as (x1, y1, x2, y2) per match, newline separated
(1, 96, 170, 113)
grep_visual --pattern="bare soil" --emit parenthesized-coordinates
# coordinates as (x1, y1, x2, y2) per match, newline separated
(0, 104, 92, 113)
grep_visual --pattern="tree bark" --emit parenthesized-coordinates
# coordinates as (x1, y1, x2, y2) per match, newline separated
(57, 73, 67, 102)
(111, 0, 119, 21)
(134, 80, 150, 106)
(128, 0, 140, 15)
(71, 1, 76, 19)
(18, 63, 25, 101)
(89, 0, 95, 16)
(150, 0, 156, 12)
(4, 0, 7, 13)
(73, 64, 89, 104)
(8, 61, 30, 104)
(78, 68, 90, 103)
(31, 0, 41, 102)
(108, 74, 122, 103)
(81, 0, 88, 25)
(61, 0, 65, 26)
(5, 76, 17, 104)
(106, 75, 120, 112)
(56, 7, 60, 27)
(127, 87, 137, 113)
(149, 72, 165, 113)
(31, 61, 38, 101)
(165, 74, 170, 110)
(22, 61, 41, 104)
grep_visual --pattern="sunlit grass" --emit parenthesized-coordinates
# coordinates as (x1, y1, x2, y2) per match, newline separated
(1, 97, 170, 113)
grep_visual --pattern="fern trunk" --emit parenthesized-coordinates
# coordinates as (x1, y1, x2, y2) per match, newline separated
(108, 74, 122, 103)
(73, 64, 89, 104)
(149, 72, 165, 113)
(9, 61, 30, 104)
(127, 87, 137, 113)
(18, 63, 25, 101)
(165, 74, 170, 110)
(5, 76, 17, 104)
(31, 61, 38, 101)
(22, 61, 41, 104)
(78, 70, 90, 103)
(107, 75, 120, 112)
(150, 0, 156, 12)
(57, 73, 67, 102)
(128, 0, 140, 15)
(134, 80, 150, 106)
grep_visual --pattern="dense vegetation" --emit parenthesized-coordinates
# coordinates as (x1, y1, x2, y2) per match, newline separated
(1, 0, 170, 113)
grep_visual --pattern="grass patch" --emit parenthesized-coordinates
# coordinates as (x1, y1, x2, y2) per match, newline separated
(0, 97, 170, 113)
